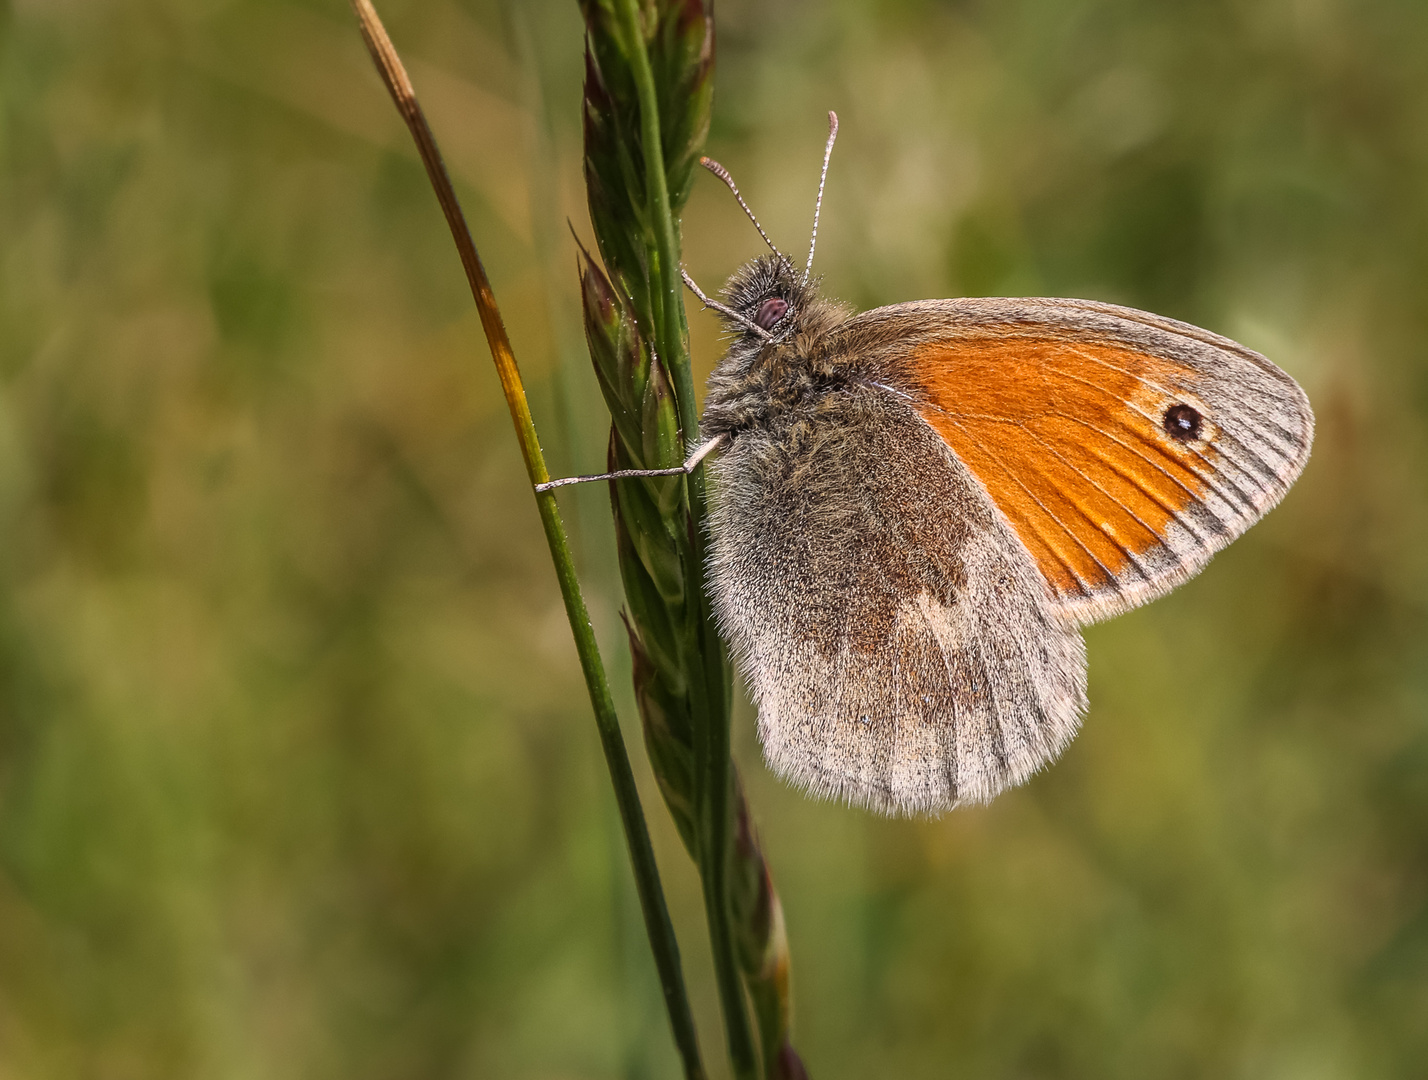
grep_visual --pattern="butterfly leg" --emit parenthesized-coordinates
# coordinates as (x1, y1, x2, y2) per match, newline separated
(534, 434, 728, 493)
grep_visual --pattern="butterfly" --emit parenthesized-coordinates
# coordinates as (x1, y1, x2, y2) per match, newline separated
(545, 113, 1314, 815)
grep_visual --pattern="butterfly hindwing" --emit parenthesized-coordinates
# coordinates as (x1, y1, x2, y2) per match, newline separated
(708, 386, 1086, 813)
(837, 298, 1315, 624)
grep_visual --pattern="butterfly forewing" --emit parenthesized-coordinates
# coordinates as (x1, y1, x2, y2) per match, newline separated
(845, 298, 1315, 623)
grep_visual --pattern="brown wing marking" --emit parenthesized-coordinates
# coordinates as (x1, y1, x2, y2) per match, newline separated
(908, 337, 1219, 605)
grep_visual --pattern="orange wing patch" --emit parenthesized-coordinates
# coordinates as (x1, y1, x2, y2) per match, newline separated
(908, 337, 1220, 608)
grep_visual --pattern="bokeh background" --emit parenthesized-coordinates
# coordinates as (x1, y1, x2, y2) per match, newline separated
(2, 0, 1426, 1076)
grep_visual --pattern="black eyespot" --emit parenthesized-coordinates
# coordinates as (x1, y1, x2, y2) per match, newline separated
(754, 297, 787, 330)
(1163, 403, 1203, 441)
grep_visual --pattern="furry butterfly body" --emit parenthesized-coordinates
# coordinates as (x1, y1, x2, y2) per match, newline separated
(698, 255, 1313, 815)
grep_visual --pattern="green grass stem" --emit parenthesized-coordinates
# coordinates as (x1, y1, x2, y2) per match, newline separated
(605, 2, 759, 1074)
(349, 4, 704, 1077)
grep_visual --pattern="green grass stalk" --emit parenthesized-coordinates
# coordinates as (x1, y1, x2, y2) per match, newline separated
(600, 1, 757, 1073)
(348, 4, 704, 1077)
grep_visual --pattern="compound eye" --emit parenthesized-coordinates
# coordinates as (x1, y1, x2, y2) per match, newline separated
(754, 297, 788, 330)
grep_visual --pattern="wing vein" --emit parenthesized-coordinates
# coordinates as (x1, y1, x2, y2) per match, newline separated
(942, 414, 1121, 596)
(1053, 413, 1239, 537)
(1018, 425, 1160, 583)
(1049, 410, 1263, 532)
(915, 392, 1226, 552)
(972, 634, 1010, 779)
(1049, 354, 1268, 513)
(1061, 343, 1304, 447)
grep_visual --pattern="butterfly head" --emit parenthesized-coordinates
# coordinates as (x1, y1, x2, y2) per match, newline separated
(718, 254, 818, 345)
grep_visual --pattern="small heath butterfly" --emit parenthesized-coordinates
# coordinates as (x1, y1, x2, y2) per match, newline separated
(552, 113, 1314, 815)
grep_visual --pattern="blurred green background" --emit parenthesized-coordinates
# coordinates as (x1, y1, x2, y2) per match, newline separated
(2, 0, 1426, 1076)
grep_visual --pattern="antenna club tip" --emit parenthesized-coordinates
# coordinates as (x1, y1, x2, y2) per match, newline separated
(700, 156, 733, 181)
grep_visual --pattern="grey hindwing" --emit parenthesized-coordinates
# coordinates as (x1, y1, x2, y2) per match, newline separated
(706, 387, 1087, 815)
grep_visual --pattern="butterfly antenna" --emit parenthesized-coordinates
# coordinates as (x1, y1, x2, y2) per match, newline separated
(803, 110, 839, 284)
(700, 157, 784, 260)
